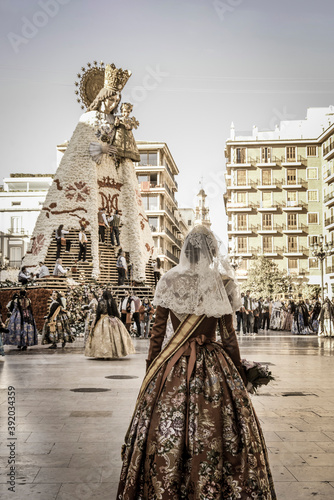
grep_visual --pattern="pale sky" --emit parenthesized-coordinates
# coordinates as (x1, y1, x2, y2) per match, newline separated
(0, 0, 333, 243)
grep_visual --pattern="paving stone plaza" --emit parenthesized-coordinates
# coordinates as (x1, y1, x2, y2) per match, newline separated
(1, 331, 334, 500)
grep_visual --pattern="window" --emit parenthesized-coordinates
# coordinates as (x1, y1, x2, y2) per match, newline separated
(11, 201, 21, 206)
(262, 169, 272, 185)
(307, 146, 317, 157)
(309, 235, 318, 246)
(10, 216, 22, 234)
(236, 192, 246, 204)
(237, 237, 247, 252)
(238, 259, 247, 271)
(237, 214, 247, 230)
(9, 247, 22, 268)
(308, 213, 318, 224)
(287, 169, 297, 184)
(287, 191, 297, 206)
(263, 236, 272, 252)
(262, 192, 272, 208)
(288, 258, 298, 274)
(288, 236, 297, 252)
(287, 213, 297, 229)
(141, 195, 159, 211)
(235, 147, 246, 164)
(236, 170, 247, 186)
(309, 258, 319, 269)
(286, 146, 296, 162)
(262, 213, 272, 229)
(307, 190, 318, 202)
(187, 219, 192, 226)
(261, 147, 272, 163)
(148, 217, 158, 232)
(307, 168, 318, 180)
(139, 151, 158, 166)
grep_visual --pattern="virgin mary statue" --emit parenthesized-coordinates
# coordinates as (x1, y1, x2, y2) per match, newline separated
(23, 62, 154, 282)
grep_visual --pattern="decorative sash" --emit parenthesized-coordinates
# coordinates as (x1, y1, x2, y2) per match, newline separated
(124, 313, 206, 444)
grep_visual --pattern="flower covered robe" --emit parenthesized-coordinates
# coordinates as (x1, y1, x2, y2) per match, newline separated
(117, 307, 276, 499)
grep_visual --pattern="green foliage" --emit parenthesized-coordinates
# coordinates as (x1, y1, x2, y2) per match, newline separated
(241, 256, 292, 298)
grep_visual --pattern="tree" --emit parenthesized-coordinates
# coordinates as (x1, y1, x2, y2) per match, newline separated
(241, 256, 292, 298)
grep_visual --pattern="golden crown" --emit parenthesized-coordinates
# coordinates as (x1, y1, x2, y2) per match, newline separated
(104, 63, 131, 92)
(74, 61, 131, 109)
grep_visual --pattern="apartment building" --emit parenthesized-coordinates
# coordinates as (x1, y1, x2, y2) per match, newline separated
(0, 174, 53, 268)
(224, 106, 334, 293)
(135, 141, 188, 271)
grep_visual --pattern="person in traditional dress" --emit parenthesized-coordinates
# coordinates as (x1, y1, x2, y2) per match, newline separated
(0, 303, 8, 357)
(318, 297, 334, 337)
(269, 298, 282, 330)
(83, 291, 98, 346)
(153, 257, 162, 287)
(85, 290, 135, 358)
(120, 294, 135, 332)
(282, 299, 294, 331)
(4, 290, 38, 350)
(139, 298, 155, 338)
(55, 224, 71, 259)
(42, 291, 73, 348)
(117, 225, 276, 499)
(291, 300, 310, 335)
(309, 297, 321, 334)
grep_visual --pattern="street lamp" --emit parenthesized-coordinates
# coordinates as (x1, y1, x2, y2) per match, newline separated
(310, 235, 333, 302)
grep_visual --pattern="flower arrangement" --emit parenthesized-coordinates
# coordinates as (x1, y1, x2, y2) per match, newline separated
(241, 359, 275, 394)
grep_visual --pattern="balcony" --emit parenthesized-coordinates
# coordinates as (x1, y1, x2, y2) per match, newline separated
(282, 223, 307, 234)
(324, 191, 334, 207)
(282, 179, 307, 189)
(255, 156, 282, 167)
(282, 155, 306, 166)
(226, 201, 257, 212)
(326, 266, 334, 275)
(257, 223, 282, 234)
(323, 140, 334, 161)
(283, 245, 308, 257)
(227, 156, 256, 168)
(226, 180, 256, 190)
(257, 203, 281, 212)
(323, 163, 334, 183)
(250, 246, 282, 256)
(228, 225, 254, 235)
(256, 178, 281, 190)
(281, 201, 306, 211)
(324, 215, 334, 230)
(7, 228, 28, 236)
(164, 206, 181, 229)
(166, 249, 179, 265)
(163, 226, 182, 248)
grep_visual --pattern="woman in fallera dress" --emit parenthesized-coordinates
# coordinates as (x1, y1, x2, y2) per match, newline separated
(4, 290, 38, 350)
(85, 290, 135, 358)
(117, 225, 276, 499)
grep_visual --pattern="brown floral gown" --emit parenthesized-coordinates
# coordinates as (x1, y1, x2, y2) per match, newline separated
(117, 306, 276, 499)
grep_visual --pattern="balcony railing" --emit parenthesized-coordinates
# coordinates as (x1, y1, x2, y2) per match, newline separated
(282, 179, 308, 188)
(282, 223, 308, 232)
(324, 191, 334, 204)
(323, 164, 334, 180)
(257, 223, 282, 232)
(164, 227, 181, 247)
(7, 228, 27, 235)
(325, 216, 334, 227)
(255, 155, 282, 164)
(164, 206, 180, 229)
(256, 178, 282, 187)
(326, 266, 334, 274)
(166, 250, 179, 265)
(323, 140, 334, 157)
(282, 155, 306, 163)
(9, 260, 21, 268)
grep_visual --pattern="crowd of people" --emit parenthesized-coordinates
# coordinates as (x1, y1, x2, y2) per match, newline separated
(236, 291, 327, 335)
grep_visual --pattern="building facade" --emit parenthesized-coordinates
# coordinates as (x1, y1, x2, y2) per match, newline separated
(135, 142, 188, 272)
(0, 174, 53, 268)
(224, 106, 334, 294)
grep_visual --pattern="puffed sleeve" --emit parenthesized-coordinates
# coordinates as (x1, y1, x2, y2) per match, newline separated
(146, 305, 169, 370)
(220, 314, 247, 386)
